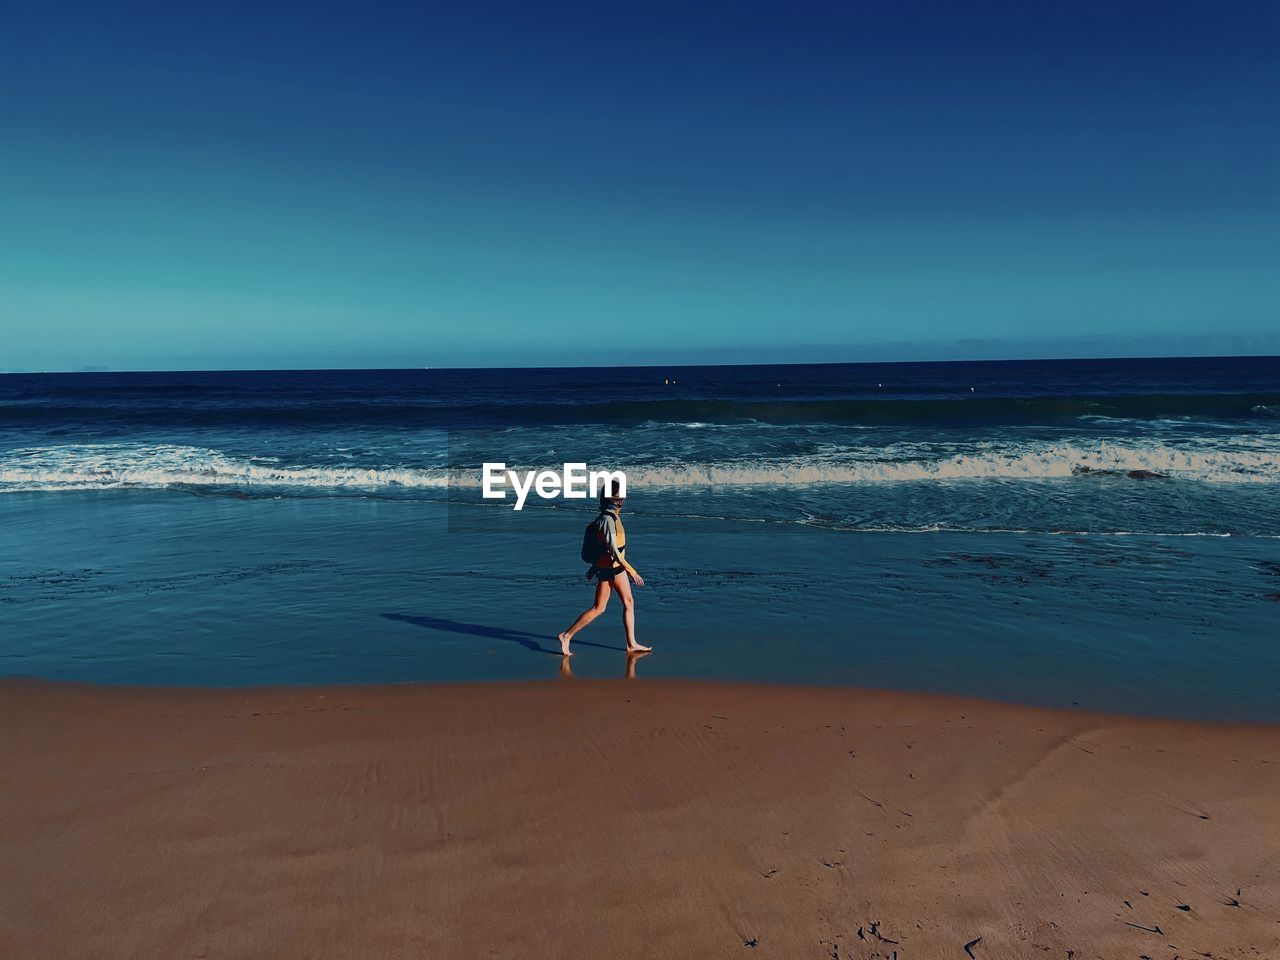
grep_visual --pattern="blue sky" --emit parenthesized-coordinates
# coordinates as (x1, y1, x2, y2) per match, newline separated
(1, 0, 1276, 370)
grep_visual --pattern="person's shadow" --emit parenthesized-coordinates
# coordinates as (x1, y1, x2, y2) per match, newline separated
(381, 613, 624, 654)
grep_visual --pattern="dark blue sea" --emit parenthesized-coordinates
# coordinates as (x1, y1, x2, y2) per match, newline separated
(2, 357, 1278, 719)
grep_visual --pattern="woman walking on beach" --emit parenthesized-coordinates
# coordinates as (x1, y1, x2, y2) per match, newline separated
(558, 488, 649, 657)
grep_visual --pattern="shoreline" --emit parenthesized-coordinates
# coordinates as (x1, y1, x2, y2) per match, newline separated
(7, 669, 1280, 727)
(3, 678, 1277, 958)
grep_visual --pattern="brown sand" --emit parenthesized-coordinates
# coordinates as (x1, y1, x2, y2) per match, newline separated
(1, 678, 1277, 960)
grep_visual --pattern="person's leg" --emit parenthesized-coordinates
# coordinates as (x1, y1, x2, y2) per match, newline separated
(611, 573, 650, 653)
(558, 578, 611, 655)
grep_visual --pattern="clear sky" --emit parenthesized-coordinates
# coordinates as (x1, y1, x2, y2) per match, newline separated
(1, 1, 1277, 370)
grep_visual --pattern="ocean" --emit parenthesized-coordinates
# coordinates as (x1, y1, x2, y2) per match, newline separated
(2, 357, 1278, 720)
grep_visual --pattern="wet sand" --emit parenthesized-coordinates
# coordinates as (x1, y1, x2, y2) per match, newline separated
(1, 678, 1277, 959)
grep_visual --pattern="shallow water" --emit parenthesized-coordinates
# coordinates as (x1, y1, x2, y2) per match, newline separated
(2, 490, 1277, 721)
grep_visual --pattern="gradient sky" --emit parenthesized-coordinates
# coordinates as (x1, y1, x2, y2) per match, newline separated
(1, 0, 1277, 370)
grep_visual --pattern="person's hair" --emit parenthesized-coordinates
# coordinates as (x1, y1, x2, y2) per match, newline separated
(599, 483, 620, 511)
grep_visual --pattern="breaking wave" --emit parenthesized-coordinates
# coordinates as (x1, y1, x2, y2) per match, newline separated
(2, 438, 1278, 495)
(625, 440, 1280, 486)
(0, 445, 454, 493)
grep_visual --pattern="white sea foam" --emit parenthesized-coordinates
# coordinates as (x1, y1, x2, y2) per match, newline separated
(625, 439, 1280, 486)
(0, 444, 455, 493)
(1, 438, 1278, 494)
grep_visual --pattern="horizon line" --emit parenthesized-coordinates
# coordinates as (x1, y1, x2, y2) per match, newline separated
(2, 352, 1277, 376)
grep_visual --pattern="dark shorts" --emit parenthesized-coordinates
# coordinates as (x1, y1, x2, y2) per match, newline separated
(595, 565, 625, 583)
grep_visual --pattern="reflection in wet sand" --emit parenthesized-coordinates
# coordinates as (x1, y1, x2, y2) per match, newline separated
(557, 649, 651, 680)
(625, 650, 650, 679)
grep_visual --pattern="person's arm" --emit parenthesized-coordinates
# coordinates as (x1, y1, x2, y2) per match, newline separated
(601, 514, 641, 581)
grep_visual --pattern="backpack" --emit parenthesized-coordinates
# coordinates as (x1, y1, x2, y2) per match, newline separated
(580, 514, 607, 565)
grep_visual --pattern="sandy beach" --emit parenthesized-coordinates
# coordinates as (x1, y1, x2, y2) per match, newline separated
(2, 678, 1277, 959)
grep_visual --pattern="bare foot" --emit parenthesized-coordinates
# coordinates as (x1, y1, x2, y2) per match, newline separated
(558, 632, 573, 656)
(625, 642, 651, 653)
